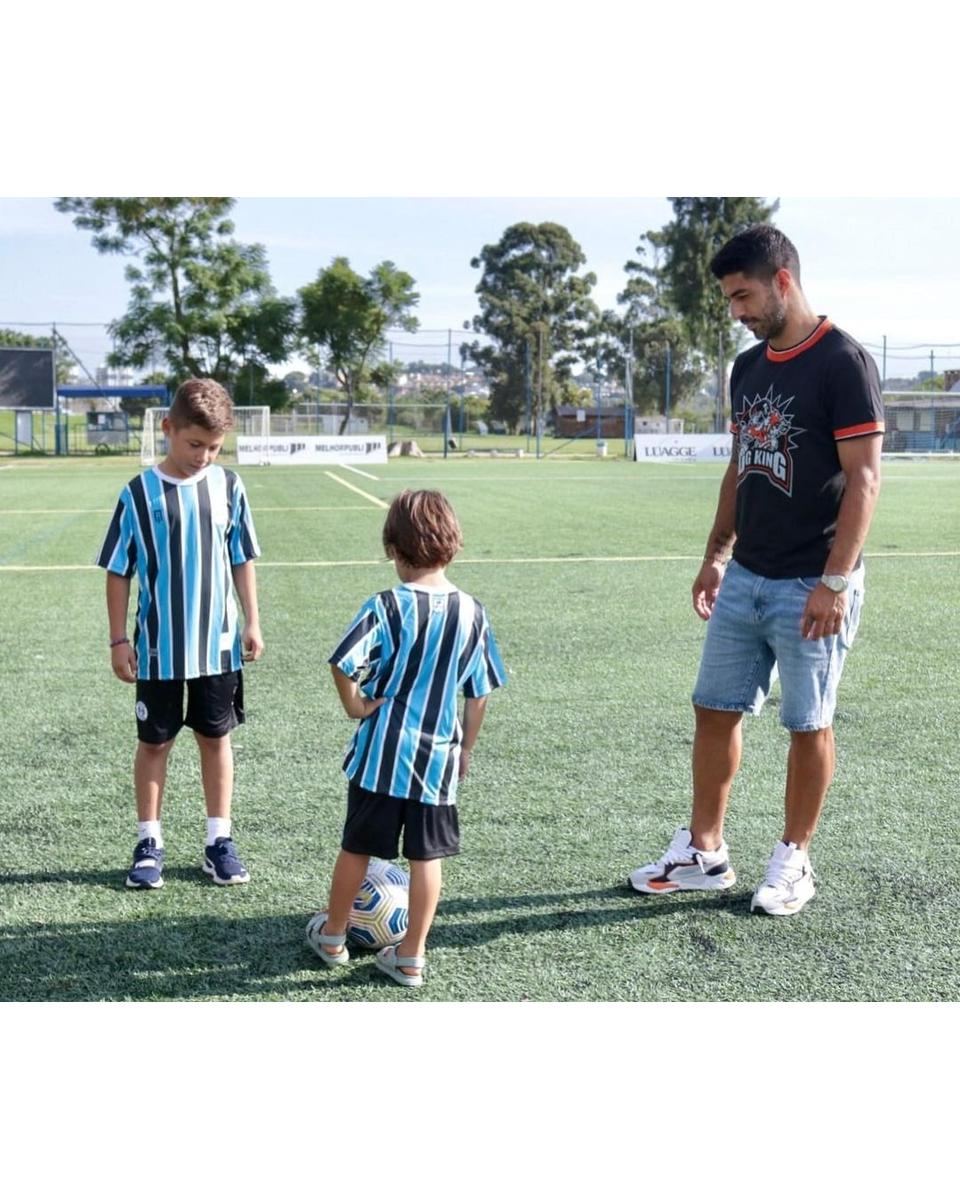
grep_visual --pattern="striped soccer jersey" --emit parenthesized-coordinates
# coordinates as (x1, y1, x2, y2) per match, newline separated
(96, 465, 260, 680)
(329, 583, 507, 806)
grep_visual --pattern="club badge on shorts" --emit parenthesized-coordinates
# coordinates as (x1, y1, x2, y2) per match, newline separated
(136, 701, 148, 721)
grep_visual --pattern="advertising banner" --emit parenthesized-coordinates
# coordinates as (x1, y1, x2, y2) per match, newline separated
(634, 434, 732, 463)
(237, 434, 388, 465)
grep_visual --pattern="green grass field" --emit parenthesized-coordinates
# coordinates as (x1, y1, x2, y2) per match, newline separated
(0, 454, 958, 1002)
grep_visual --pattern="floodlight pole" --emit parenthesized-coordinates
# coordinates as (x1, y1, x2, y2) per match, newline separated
(664, 342, 672, 427)
(594, 354, 602, 445)
(53, 322, 62, 455)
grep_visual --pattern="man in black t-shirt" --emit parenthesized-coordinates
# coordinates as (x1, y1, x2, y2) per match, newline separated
(629, 225, 884, 916)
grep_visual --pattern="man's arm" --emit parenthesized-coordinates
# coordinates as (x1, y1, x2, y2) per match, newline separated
(231, 560, 264, 662)
(800, 433, 882, 640)
(106, 572, 137, 682)
(692, 447, 739, 620)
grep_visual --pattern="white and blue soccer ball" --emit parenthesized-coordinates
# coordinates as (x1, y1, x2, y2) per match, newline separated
(347, 859, 410, 949)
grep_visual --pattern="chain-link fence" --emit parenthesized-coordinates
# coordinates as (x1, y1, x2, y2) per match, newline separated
(881, 392, 960, 452)
(3, 322, 960, 457)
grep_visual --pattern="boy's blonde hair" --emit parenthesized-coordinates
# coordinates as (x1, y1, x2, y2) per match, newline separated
(382, 490, 463, 568)
(169, 378, 235, 433)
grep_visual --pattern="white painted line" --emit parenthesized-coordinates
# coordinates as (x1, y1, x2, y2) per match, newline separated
(2, 550, 957, 573)
(339, 465, 380, 481)
(323, 471, 389, 509)
(0, 505, 373, 515)
(246, 505, 374, 512)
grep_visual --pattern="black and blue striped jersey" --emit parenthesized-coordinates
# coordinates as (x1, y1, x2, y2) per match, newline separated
(329, 583, 506, 806)
(96, 465, 260, 680)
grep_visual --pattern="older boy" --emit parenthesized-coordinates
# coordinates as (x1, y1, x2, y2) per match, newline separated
(308, 489, 506, 987)
(97, 378, 264, 888)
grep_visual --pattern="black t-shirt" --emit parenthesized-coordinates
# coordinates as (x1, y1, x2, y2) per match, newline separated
(729, 318, 885, 578)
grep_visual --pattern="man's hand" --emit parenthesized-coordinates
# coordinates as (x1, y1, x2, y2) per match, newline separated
(692, 560, 726, 620)
(241, 621, 264, 662)
(458, 748, 472, 781)
(801, 583, 847, 640)
(111, 642, 137, 682)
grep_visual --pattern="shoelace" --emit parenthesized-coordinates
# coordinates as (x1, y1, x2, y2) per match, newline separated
(646, 829, 699, 872)
(762, 856, 805, 891)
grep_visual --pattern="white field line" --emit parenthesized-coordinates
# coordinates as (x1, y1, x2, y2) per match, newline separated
(338, 465, 380, 481)
(323, 471, 388, 509)
(2, 550, 958, 573)
(0, 505, 373, 515)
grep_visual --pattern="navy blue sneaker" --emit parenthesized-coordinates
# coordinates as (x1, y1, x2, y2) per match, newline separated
(126, 837, 165, 889)
(202, 837, 250, 885)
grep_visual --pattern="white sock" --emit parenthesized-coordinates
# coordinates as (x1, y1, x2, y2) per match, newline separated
(138, 820, 163, 849)
(206, 817, 231, 847)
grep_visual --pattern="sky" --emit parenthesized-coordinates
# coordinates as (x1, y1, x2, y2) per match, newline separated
(3, 195, 960, 384)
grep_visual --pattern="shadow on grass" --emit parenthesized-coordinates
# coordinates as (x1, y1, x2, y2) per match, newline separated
(0, 867, 219, 890)
(0, 883, 751, 1002)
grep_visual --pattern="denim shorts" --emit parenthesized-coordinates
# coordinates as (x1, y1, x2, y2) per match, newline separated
(692, 560, 865, 731)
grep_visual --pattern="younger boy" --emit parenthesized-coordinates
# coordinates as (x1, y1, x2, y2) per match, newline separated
(96, 378, 264, 889)
(309, 489, 506, 987)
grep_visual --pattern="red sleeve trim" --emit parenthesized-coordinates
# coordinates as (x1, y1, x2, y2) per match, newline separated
(834, 421, 885, 440)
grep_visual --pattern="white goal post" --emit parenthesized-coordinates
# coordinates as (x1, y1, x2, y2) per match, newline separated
(141, 406, 271, 466)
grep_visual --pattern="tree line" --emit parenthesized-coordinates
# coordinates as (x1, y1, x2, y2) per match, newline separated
(51, 197, 777, 431)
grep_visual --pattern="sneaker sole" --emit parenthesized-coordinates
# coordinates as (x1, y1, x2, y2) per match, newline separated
(126, 877, 164, 889)
(202, 862, 250, 885)
(628, 869, 736, 895)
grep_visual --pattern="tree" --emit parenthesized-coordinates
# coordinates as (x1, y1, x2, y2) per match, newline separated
(468, 223, 599, 430)
(298, 257, 419, 433)
(54, 198, 298, 407)
(653, 196, 779, 361)
(605, 239, 707, 414)
(619, 198, 778, 427)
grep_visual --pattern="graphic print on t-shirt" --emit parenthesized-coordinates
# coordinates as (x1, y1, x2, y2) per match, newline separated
(734, 384, 806, 497)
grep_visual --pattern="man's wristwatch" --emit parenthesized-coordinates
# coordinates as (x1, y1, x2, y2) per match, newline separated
(820, 573, 849, 593)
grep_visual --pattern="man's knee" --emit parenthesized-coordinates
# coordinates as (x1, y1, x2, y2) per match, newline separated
(694, 704, 744, 732)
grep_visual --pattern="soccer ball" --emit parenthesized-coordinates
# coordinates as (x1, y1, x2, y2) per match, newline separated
(347, 859, 410, 949)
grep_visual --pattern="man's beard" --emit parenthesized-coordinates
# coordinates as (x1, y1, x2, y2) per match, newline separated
(744, 290, 788, 341)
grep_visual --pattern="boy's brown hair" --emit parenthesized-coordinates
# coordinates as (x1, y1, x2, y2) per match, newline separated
(382, 489, 463, 568)
(169, 378, 235, 433)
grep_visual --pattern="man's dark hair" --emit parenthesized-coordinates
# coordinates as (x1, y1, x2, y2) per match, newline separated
(709, 224, 801, 285)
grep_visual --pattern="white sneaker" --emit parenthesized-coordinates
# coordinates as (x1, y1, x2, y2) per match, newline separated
(751, 841, 816, 915)
(627, 827, 736, 894)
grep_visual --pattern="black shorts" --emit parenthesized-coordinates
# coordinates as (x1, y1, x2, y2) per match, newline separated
(342, 780, 460, 862)
(135, 671, 244, 744)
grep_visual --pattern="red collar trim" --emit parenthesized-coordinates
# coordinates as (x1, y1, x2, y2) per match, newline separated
(765, 317, 833, 362)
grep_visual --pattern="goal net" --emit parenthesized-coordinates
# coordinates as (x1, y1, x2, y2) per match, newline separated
(141, 406, 271, 466)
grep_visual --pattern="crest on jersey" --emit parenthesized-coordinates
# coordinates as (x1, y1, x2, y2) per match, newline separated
(734, 385, 805, 497)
